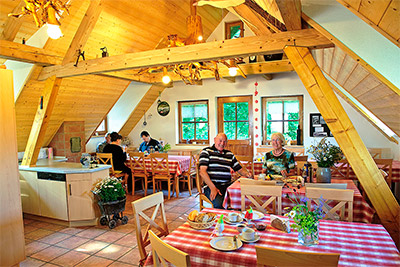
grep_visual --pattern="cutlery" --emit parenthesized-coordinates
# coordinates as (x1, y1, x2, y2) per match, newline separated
(233, 235, 238, 249)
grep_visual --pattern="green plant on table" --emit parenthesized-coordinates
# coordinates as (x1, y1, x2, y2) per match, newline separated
(159, 143, 171, 152)
(308, 137, 343, 167)
(93, 177, 125, 202)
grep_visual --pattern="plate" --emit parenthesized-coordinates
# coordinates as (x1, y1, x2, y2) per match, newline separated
(241, 210, 264, 221)
(239, 232, 260, 243)
(223, 216, 243, 224)
(210, 236, 243, 251)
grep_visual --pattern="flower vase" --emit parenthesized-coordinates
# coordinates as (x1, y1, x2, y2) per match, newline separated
(316, 167, 331, 183)
(298, 226, 319, 246)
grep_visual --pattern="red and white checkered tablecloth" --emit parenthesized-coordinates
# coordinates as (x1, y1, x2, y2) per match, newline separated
(126, 155, 190, 176)
(223, 179, 375, 224)
(144, 208, 400, 267)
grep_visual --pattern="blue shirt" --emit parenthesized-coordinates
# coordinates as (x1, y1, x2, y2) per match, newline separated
(139, 138, 160, 152)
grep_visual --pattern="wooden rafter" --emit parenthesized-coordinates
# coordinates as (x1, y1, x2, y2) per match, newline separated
(0, 0, 25, 41)
(244, 0, 287, 32)
(284, 45, 400, 248)
(38, 28, 332, 80)
(231, 4, 273, 35)
(275, 0, 301, 30)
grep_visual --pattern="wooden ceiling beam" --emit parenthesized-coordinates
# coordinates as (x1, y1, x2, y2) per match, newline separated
(38, 28, 332, 80)
(0, 0, 26, 41)
(275, 0, 302, 30)
(231, 4, 273, 35)
(284, 45, 400, 248)
(0, 40, 62, 65)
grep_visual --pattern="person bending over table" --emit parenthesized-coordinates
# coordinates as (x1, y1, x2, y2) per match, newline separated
(139, 131, 160, 153)
(103, 132, 132, 190)
(262, 132, 295, 177)
(199, 133, 251, 209)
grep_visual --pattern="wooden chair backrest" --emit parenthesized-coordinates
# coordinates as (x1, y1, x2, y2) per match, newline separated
(368, 148, 383, 159)
(294, 155, 308, 175)
(128, 152, 147, 175)
(236, 155, 254, 176)
(240, 179, 277, 185)
(240, 184, 282, 215)
(150, 153, 170, 176)
(306, 187, 354, 222)
(96, 153, 115, 173)
(131, 192, 169, 264)
(305, 183, 347, 190)
(330, 159, 350, 179)
(374, 158, 393, 186)
(257, 146, 305, 156)
(148, 230, 191, 267)
(196, 162, 213, 210)
(255, 246, 340, 267)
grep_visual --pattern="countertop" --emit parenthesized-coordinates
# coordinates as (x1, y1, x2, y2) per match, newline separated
(19, 158, 111, 174)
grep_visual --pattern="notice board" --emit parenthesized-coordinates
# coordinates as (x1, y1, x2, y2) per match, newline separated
(309, 113, 332, 137)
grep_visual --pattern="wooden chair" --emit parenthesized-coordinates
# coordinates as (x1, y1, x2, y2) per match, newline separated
(179, 150, 200, 196)
(368, 148, 383, 159)
(96, 153, 127, 182)
(305, 183, 347, 190)
(306, 187, 354, 222)
(374, 158, 393, 188)
(255, 246, 340, 267)
(240, 178, 277, 185)
(131, 192, 169, 266)
(128, 152, 151, 196)
(330, 159, 350, 179)
(148, 230, 191, 267)
(195, 162, 213, 211)
(236, 155, 254, 177)
(294, 155, 308, 175)
(240, 183, 282, 215)
(150, 153, 176, 199)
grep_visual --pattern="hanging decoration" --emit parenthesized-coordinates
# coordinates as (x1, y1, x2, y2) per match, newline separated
(156, 91, 170, 117)
(254, 82, 259, 96)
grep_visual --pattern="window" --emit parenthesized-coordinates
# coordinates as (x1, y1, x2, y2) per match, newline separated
(225, 21, 244, 39)
(178, 100, 209, 144)
(221, 100, 250, 140)
(94, 117, 108, 136)
(262, 96, 303, 144)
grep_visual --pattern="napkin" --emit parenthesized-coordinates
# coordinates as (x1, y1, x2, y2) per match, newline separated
(270, 215, 291, 233)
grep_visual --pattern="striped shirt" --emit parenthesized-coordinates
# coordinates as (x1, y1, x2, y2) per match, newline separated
(199, 145, 242, 184)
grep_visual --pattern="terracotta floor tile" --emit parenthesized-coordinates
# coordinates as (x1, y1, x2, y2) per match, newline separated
(74, 255, 114, 267)
(41, 263, 60, 267)
(23, 218, 35, 225)
(76, 228, 107, 239)
(25, 229, 55, 240)
(117, 247, 142, 265)
(95, 244, 131, 260)
(74, 240, 109, 255)
(51, 250, 90, 266)
(111, 223, 136, 234)
(108, 261, 137, 267)
(45, 223, 67, 232)
(25, 238, 35, 245)
(29, 221, 52, 229)
(30, 246, 69, 262)
(24, 224, 39, 234)
(20, 256, 46, 267)
(165, 212, 181, 221)
(59, 227, 86, 235)
(167, 205, 191, 214)
(25, 240, 51, 256)
(38, 232, 72, 245)
(54, 235, 91, 250)
(113, 234, 137, 247)
(94, 231, 127, 243)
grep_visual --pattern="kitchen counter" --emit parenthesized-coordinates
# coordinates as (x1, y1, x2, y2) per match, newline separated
(19, 160, 111, 174)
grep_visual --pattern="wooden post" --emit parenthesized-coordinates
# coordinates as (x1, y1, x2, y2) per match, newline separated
(0, 69, 25, 265)
(21, 76, 61, 166)
(284, 45, 400, 247)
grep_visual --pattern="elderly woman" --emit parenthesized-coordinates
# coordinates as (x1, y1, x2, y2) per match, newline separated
(262, 132, 295, 177)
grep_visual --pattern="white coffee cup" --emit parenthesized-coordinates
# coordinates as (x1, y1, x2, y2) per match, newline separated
(258, 173, 266, 180)
(228, 212, 239, 222)
(242, 227, 255, 240)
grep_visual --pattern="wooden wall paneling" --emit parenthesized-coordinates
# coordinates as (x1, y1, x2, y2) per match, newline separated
(358, 84, 395, 103)
(335, 54, 357, 85)
(0, 69, 26, 266)
(285, 45, 400, 247)
(323, 47, 334, 73)
(350, 73, 381, 97)
(329, 46, 346, 80)
(378, 0, 400, 42)
(359, 0, 390, 25)
(344, 0, 361, 10)
(0, 0, 26, 41)
(343, 64, 369, 89)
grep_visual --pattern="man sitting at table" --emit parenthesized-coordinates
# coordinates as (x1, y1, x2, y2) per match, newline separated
(199, 133, 251, 209)
(139, 131, 160, 153)
(96, 132, 110, 153)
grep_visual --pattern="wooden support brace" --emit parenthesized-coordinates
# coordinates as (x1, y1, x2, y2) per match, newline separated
(284, 46, 400, 247)
(21, 76, 61, 166)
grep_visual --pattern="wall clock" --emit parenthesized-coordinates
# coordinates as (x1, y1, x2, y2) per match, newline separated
(157, 101, 170, 116)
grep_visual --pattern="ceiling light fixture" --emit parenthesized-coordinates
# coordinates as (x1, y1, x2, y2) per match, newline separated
(162, 67, 171, 84)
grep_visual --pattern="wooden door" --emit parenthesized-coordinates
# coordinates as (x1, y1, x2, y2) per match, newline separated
(217, 96, 253, 156)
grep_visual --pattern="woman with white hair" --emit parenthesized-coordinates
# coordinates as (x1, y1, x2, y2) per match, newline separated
(262, 132, 295, 177)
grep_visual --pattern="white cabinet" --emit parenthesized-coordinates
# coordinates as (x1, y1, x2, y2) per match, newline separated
(38, 179, 68, 220)
(67, 174, 96, 221)
(20, 171, 40, 215)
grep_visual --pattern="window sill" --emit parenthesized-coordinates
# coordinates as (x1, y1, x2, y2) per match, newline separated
(176, 143, 209, 146)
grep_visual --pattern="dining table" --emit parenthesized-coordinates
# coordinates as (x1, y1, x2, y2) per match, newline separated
(144, 208, 400, 267)
(223, 179, 375, 224)
(126, 155, 191, 176)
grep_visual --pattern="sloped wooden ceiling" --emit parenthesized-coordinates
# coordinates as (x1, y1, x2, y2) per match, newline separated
(337, 0, 400, 47)
(0, 0, 226, 151)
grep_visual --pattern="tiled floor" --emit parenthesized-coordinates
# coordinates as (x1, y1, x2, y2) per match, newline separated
(21, 188, 200, 267)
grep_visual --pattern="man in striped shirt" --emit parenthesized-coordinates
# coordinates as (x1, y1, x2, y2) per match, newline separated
(199, 133, 251, 208)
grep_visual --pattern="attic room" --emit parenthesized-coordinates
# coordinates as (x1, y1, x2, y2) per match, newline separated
(1, 0, 399, 266)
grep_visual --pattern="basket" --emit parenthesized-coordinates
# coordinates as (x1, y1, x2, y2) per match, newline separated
(98, 197, 126, 216)
(187, 218, 215, 230)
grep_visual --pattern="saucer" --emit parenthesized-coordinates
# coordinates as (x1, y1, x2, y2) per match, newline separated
(241, 210, 264, 220)
(239, 232, 260, 243)
(223, 216, 243, 224)
(210, 236, 243, 251)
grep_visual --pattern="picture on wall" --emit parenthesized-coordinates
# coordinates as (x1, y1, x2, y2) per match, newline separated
(310, 113, 332, 137)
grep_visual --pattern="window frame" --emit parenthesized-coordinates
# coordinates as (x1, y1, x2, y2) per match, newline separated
(94, 117, 108, 136)
(225, 20, 244, 40)
(178, 100, 210, 144)
(262, 95, 303, 145)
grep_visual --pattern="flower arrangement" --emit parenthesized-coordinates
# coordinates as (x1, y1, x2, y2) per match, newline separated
(308, 137, 343, 167)
(93, 177, 125, 202)
(121, 136, 132, 147)
(158, 143, 171, 152)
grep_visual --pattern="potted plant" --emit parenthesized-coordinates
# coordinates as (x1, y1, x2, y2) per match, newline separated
(158, 143, 171, 153)
(285, 195, 325, 246)
(307, 137, 343, 183)
(93, 177, 128, 228)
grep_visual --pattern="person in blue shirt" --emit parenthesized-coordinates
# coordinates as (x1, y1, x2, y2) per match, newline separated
(139, 131, 160, 153)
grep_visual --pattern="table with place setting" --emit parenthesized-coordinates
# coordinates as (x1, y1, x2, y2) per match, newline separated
(223, 179, 375, 223)
(144, 208, 400, 267)
(125, 155, 191, 176)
